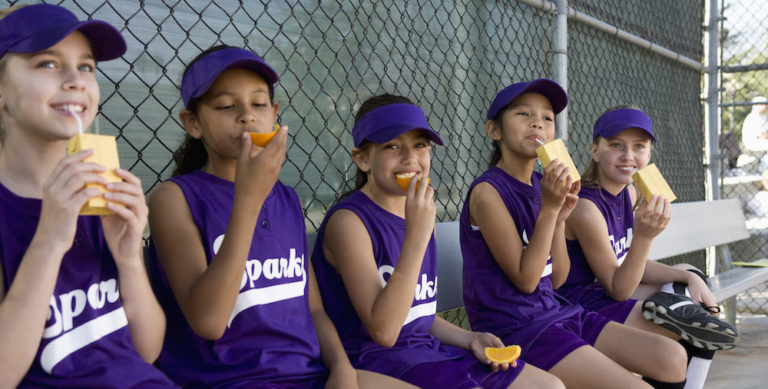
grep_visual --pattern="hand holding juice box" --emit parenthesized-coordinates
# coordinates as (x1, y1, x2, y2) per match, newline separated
(535, 138, 581, 185)
(632, 163, 676, 203)
(66, 108, 121, 215)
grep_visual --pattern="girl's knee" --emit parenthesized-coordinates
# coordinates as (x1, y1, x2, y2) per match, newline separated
(654, 339, 688, 381)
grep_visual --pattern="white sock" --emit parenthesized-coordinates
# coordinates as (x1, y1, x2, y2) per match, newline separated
(661, 281, 691, 297)
(683, 356, 713, 389)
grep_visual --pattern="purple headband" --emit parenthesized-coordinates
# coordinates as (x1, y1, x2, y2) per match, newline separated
(181, 47, 279, 107)
(352, 103, 444, 147)
(487, 78, 568, 120)
(0, 4, 126, 61)
(593, 108, 656, 142)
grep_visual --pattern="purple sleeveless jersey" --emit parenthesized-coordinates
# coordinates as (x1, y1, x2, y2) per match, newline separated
(560, 185, 637, 320)
(312, 191, 466, 378)
(147, 170, 327, 387)
(460, 167, 582, 351)
(0, 182, 176, 388)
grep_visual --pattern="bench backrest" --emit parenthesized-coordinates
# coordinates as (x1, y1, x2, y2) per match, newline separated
(647, 199, 748, 260)
(308, 199, 751, 313)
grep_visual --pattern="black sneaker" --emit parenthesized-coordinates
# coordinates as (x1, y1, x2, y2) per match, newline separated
(642, 291, 739, 350)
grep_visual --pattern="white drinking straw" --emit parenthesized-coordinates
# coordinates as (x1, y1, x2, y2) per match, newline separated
(535, 138, 546, 146)
(68, 106, 83, 134)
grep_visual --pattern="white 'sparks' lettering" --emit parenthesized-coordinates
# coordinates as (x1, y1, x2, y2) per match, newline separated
(211, 234, 307, 327)
(378, 265, 437, 326)
(43, 279, 120, 339)
(522, 230, 553, 278)
(609, 227, 634, 265)
(39, 279, 125, 373)
(240, 249, 304, 289)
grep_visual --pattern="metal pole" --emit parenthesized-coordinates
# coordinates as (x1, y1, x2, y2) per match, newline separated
(708, 0, 720, 201)
(516, 0, 708, 73)
(553, 0, 568, 140)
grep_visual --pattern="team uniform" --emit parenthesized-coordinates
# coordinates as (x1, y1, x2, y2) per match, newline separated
(460, 167, 611, 371)
(147, 169, 328, 388)
(0, 182, 176, 388)
(560, 185, 637, 323)
(312, 190, 525, 389)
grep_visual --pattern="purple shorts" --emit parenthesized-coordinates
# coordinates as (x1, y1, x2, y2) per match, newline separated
(400, 352, 526, 389)
(239, 375, 326, 389)
(596, 298, 637, 324)
(522, 310, 610, 371)
(560, 283, 636, 323)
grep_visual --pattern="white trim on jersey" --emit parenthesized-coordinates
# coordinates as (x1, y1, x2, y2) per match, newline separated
(40, 307, 128, 374)
(228, 270, 307, 327)
(402, 301, 437, 326)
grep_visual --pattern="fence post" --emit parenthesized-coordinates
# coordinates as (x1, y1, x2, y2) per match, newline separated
(707, 0, 720, 201)
(553, 0, 568, 140)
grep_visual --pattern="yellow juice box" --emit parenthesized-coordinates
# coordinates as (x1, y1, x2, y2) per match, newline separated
(535, 138, 581, 184)
(632, 163, 677, 203)
(67, 134, 121, 215)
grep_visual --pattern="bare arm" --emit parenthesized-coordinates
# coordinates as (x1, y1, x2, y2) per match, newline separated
(148, 130, 287, 340)
(0, 151, 107, 386)
(566, 194, 670, 301)
(549, 221, 570, 289)
(307, 261, 357, 388)
(471, 161, 577, 293)
(470, 183, 552, 293)
(101, 168, 165, 361)
(323, 180, 435, 347)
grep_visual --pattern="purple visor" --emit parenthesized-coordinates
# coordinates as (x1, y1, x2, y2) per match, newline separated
(181, 47, 278, 107)
(593, 108, 656, 142)
(352, 103, 444, 147)
(487, 78, 568, 120)
(0, 4, 126, 61)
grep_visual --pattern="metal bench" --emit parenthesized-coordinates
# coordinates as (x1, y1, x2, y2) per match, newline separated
(434, 199, 768, 324)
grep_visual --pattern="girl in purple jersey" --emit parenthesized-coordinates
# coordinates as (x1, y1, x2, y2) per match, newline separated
(312, 94, 563, 389)
(461, 79, 689, 388)
(147, 45, 410, 388)
(562, 106, 738, 389)
(0, 4, 175, 388)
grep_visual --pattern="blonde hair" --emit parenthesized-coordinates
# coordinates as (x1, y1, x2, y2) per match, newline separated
(0, 4, 31, 144)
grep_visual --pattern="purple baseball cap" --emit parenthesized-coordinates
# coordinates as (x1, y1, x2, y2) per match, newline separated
(487, 78, 568, 120)
(593, 108, 656, 142)
(181, 47, 279, 107)
(0, 4, 126, 61)
(352, 103, 444, 147)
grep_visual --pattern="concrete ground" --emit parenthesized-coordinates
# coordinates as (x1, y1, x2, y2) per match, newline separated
(704, 313, 768, 388)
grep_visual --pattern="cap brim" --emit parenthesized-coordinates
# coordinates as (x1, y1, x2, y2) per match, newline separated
(189, 58, 279, 103)
(12, 20, 126, 61)
(361, 124, 444, 147)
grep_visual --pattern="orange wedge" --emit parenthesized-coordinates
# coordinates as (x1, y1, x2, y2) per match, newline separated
(396, 175, 430, 191)
(484, 345, 521, 364)
(249, 123, 281, 147)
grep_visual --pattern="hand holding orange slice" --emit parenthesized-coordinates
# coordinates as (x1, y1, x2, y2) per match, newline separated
(484, 345, 521, 364)
(249, 123, 281, 147)
(396, 173, 430, 191)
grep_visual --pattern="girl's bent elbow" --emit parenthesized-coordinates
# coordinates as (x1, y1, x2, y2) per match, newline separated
(369, 328, 399, 348)
(190, 321, 227, 341)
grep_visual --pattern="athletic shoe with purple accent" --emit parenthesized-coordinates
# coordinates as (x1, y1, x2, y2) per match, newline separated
(642, 291, 739, 350)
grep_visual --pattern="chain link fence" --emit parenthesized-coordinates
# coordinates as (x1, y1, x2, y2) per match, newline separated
(19, 0, 709, 324)
(719, 0, 768, 316)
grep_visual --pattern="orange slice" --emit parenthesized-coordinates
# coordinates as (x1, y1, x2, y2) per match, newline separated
(484, 345, 521, 364)
(249, 123, 281, 147)
(396, 174, 430, 191)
